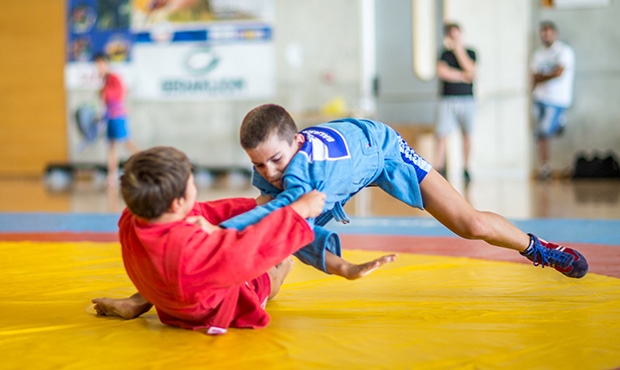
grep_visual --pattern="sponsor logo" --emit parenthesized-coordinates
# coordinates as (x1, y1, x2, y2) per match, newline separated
(300, 126, 350, 162)
(161, 79, 244, 94)
(184, 48, 219, 75)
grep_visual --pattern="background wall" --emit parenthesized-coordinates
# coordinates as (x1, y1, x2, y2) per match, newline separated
(2, 0, 618, 178)
(0, 2, 67, 176)
(443, 0, 531, 179)
(68, 0, 363, 170)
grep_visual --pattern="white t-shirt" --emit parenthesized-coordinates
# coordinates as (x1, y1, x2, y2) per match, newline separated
(530, 40, 575, 107)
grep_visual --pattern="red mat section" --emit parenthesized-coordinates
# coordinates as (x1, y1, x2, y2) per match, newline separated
(341, 234, 620, 278)
(1, 232, 617, 278)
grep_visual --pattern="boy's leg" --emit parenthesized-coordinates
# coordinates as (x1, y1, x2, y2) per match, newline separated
(421, 169, 529, 251)
(325, 251, 396, 280)
(92, 292, 153, 319)
(107, 141, 119, 186)
(420, 169, 588, 278)
(124, 139, 140, 155)
(267, 256, 295, 300)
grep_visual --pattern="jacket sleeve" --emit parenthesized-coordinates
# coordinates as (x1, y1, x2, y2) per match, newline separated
(220, 174, 313, 230)
(182, 206, 314, 289)
(197, 198, 257, 225)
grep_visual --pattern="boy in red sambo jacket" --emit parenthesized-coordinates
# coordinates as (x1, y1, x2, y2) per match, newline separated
(92, 146, 325, 335)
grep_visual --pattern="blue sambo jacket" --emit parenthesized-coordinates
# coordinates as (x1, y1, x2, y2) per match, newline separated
(221, 118, 431, 272)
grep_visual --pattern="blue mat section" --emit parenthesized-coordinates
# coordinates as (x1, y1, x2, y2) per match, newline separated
(0, 213, 618, 246)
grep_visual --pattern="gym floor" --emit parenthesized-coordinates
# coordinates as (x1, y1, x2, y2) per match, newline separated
(1, 177, 619, 369)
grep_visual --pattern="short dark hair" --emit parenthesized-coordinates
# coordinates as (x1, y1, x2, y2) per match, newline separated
(93, 52, 109, 62)
(539, 20, 557, 31)
(444, 22, 461, 35)
(120, 146, 192, 220)
(239, 104, 298, 149)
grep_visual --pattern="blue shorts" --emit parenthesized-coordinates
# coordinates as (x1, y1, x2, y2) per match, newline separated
(360, 120, 432, 209)
(533, 101, 566, 139)
(107, 117, 130, 141)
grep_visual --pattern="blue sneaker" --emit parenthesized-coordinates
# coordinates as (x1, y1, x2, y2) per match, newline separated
(521, 234, 588, 278)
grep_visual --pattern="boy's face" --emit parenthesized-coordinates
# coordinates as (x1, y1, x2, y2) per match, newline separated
(246, 132, 304, 190)
(95, 59, 108, 77)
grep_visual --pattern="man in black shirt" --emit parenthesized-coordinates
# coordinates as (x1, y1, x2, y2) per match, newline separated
(435, 22, 477, 185)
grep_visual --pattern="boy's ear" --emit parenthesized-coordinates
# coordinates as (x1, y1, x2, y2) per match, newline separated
(294, 133, 305, 148)
(168, 197, 184, 213)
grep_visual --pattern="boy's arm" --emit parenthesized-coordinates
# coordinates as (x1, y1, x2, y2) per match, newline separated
(197, 197, 257, 225)
(220, 175, 313, 230)
(183, 205, 315, 288)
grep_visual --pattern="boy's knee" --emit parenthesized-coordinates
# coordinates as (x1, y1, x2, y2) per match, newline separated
(460, 214, 488, 240)
(267, 257, 294, 300)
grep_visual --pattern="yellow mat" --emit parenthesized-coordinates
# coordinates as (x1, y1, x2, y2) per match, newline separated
(1, 241, 620, 369)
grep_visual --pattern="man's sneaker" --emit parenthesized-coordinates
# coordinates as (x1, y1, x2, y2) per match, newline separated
(520, 234, 588, 278)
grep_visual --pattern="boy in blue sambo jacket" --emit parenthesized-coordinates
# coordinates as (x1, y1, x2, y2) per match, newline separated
(221, 104, 588, 280)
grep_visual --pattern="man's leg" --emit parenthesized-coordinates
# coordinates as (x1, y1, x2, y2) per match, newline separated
(537, 137, 551, 179)
(462, 132, 472, 184)
(534, 103, 563, 179)
(434, 99, 455, 177)
(434, 136, 448, 178)
(459, 97, 475, 184)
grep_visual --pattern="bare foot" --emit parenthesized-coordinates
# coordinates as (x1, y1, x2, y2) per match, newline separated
(336, 254, 397, 280)
(92, 293, 152, 319)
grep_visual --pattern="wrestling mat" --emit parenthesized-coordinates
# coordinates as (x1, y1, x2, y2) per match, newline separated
(2, 241, 620, 369)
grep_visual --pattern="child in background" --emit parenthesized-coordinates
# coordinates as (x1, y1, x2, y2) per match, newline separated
(92, 146, 325, 335)
(220, 104, 588, 279)
(94, 53, 140, 186)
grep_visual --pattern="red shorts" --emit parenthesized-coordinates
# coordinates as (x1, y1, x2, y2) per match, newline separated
(248, 272, 271, 309)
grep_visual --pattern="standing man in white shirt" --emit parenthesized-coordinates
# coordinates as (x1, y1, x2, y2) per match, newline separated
(530, 21, 575, 179)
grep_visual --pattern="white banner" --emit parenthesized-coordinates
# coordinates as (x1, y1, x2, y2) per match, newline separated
(65, 62, 134, 90)
(132, 41, 274, 100)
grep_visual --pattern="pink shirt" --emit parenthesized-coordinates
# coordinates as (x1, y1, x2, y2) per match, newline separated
(102, 73, 126, 118)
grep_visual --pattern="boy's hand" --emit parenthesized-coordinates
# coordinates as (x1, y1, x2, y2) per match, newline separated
(255, 194, 273, 206)
(186, 216, 222, 234)
(290, 190, 326, 219)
